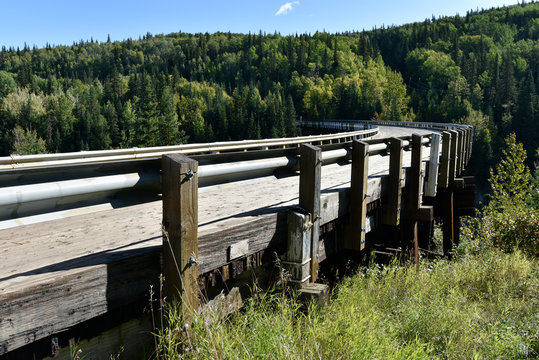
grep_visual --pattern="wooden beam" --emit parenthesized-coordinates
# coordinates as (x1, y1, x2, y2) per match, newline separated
(299, 144, 322, 282)
(162, 153, 199, 317)
(402, 134, 427, 264)
(424, 133, 440, 197)
(439, 131, 451, 189)
(283, 211, 312, 283)
(344, 140, 369, 251)
(381, 138, 403, 226)
(457, 129, 465, 175)
(462, 129, 468, 169)
(449, 130, 458, 185)
(442, 190, 454, 257)
(407, 134, 423, 211)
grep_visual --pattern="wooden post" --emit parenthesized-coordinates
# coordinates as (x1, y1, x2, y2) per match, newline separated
(457, 129, 465, 175)
(407, 134, 423, 212)
(424, 133, 441, 197)
(442, 190, 454, 257)
(449, 130, 458, 185)
(462, 129, 468, 169)
(344, 140, 369, 251)
(299, 144, 321, 282)
(467, 127, 473, 164)
(439, 131, 451, 189)
(382, 138, 403, 226)
(162, 153, 199, 317)
(284, 211, 312, 284)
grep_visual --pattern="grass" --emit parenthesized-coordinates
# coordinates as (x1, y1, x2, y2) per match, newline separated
(154, 245, 538, 359)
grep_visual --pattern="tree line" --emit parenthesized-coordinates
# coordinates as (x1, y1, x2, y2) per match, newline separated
(0, 2, 537, 183)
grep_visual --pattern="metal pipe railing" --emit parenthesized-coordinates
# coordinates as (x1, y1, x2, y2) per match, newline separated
(0, 127, 378, 170)
(0, 136, 433, 210)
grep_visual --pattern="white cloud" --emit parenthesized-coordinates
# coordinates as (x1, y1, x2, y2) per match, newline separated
(275, 1, 300, 16)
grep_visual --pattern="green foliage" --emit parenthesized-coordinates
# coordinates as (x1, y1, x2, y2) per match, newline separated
(488, 133, 531, 208)
(156, 250, 538, 359)
(10, 125, 47, 155)
(463, 134, 538, 257)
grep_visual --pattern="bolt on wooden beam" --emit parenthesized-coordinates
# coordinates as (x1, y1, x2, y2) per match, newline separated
(299, 144, 321, 282)
(344, 140, 369, 251)
(381, 137, 403, 226)
(162, 153, 199, 319)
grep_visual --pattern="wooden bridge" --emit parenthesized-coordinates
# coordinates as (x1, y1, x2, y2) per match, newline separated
(0, 120, 474, 359)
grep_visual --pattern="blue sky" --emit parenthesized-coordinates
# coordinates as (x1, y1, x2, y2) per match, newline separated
(0, 0, 522, 49)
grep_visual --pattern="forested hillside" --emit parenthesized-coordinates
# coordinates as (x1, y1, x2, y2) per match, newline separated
(0, 2, 537, 179)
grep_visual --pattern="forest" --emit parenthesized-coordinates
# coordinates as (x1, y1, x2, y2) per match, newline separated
(0, 2, 537, 183)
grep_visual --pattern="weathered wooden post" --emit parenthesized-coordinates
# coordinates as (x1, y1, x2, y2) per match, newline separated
(438, 131, 452, 189)
(448, 130, 459, 184)
(344, 140, 369, 251)
(424, 133, 441, 197)
(457, 129, 465, 175)
(402, 134, 433, 264)
(162, 153, 199, 318)
(299, 144, 321, 282)
(382, 138, 403, 226)
(283, 211, 312, 284)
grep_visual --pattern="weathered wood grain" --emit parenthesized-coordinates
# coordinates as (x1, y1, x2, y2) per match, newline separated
(344, 140, 369, 251)
(299, 144, 322, 282)
(382, 138, 403, 226)
(162, 153, 199, 315)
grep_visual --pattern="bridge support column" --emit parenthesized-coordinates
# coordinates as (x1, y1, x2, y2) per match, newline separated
(162, 153, 199, 320)
(299, 144, 322, 282)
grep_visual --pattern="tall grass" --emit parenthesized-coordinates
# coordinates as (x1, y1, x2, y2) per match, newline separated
(155, 247, 537, 359)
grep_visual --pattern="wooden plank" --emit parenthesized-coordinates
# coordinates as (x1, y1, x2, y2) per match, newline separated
(198, 213, 287, 274)
(162, 153, 199, 316)
(299, 144, 322, 282)
(283, 211, 312, 283)
(381, 138, 403, 226)
(0, 250, 160, 356)
(438, 131, 451, 189)
(449, 130, 458, 185)
(344, 140, 369, 251)
(425, 133, 441, 197)
(228, 240, 249, 261)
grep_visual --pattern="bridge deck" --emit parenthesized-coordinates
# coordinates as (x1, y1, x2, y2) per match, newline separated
(0, 127, 438, 354)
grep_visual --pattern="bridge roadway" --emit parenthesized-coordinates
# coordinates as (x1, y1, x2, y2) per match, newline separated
(0, 125, 440, 354)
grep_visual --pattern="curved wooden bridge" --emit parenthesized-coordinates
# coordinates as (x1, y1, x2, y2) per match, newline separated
(0, 120, 474, 359)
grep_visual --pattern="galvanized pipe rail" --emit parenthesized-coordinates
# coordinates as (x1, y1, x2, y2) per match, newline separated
(0, 126, 377, 170)
(0, 121, 472, 228)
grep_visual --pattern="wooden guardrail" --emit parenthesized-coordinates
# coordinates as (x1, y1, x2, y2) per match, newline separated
(161, 123, 474, 313)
